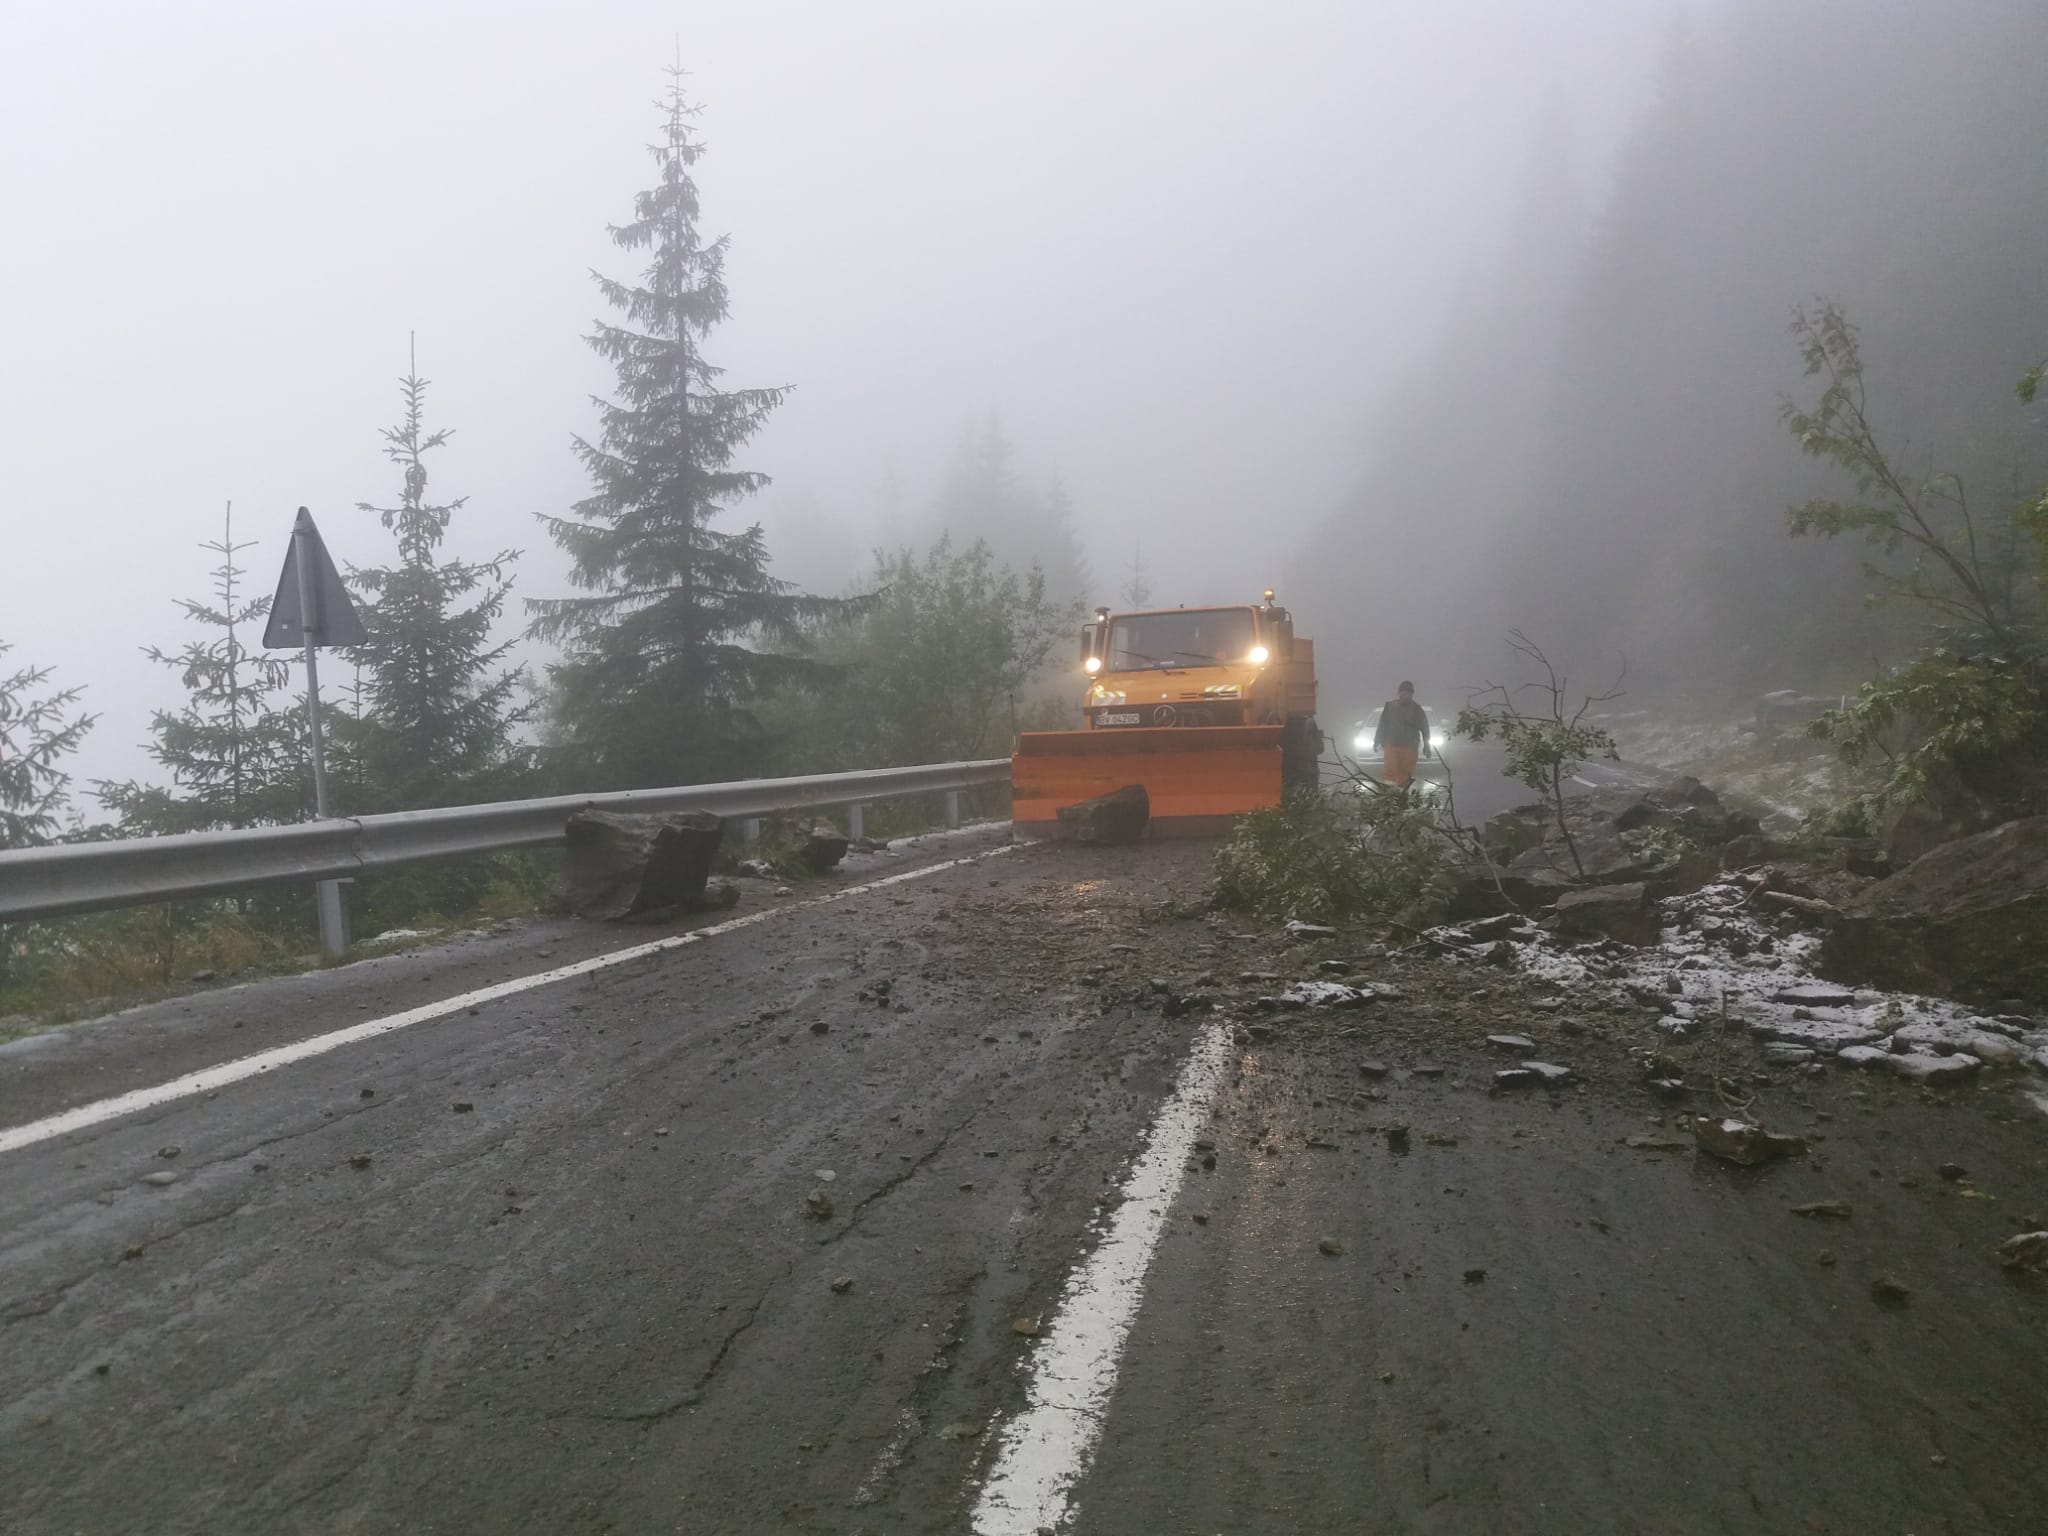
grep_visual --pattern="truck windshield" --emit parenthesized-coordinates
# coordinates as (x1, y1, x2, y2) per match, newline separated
(1105, 609, 1257, 670)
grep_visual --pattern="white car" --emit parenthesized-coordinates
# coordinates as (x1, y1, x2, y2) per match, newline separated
(1347, 704, 1449, 764)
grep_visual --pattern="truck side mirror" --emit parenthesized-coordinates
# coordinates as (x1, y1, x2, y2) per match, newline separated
(1080, 623, 1099, 664)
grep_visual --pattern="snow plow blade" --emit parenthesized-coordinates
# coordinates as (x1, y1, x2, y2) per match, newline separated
(1011, 725, 1285, 837)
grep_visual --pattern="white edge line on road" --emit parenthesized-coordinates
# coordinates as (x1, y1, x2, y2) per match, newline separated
(970, 1017, 1235, 1535)
(0, 842, 1022, 1157)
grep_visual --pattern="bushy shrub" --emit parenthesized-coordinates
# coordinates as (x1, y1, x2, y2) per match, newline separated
(1213, 789, 1451, 924)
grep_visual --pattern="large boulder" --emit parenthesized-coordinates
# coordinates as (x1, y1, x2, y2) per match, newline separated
(1447, 862, 1574, 919)
(1056, 784, 1150, 844)
(1551, 882, 1659, 946)
(1881, 752, 2048, 866)
(1820, 816, 2048, 1008)
(564, 810, 726, 920)
(789, 816, 851, 872)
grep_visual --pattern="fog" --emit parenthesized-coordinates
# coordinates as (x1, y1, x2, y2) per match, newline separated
(1295, 0, 2048, 719)
(0, 0, 1695, 792)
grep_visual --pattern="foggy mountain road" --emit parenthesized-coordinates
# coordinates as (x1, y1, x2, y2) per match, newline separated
(5, 826, 2042, 1535)
(8, 2, 2048, 1525)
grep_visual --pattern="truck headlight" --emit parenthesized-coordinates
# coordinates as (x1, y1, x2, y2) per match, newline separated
(1083, 656, 1101, 674)
(1246, 645, 1269, 665)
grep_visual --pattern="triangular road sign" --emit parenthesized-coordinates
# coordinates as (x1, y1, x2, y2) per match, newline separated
(264, 507, 366, 649)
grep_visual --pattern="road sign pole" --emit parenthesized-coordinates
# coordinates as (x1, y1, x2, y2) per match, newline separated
(294, 518, 348, 961)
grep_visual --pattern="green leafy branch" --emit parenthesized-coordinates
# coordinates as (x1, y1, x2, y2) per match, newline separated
(1781, 302, 2029, 656)
(1453, 632, 1621, 879)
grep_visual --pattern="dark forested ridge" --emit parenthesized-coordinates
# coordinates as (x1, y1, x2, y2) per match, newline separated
(1295, 0, 2048, 701)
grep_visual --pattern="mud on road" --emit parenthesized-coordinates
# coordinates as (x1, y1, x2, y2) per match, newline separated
(2, 829, 2045, 1535)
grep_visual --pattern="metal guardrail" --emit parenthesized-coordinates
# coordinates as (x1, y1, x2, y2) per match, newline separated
(0, 760, 1012, 924)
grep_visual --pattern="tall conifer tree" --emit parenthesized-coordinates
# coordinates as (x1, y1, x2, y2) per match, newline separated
(350, 341, 523, 809)
(530, 66, 837, 787)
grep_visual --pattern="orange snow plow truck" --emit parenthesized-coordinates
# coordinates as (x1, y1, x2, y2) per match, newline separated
(1011, 590, 1321, 837)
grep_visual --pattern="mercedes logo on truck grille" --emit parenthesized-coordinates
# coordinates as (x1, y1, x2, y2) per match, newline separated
(1152, 704, 1177, 726)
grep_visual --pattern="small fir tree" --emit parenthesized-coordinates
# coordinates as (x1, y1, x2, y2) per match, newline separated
(1123, 539, 1153, 608)
(529, 66, 840, 787)
(96, 507, 307, 834)
(350, 340, 524, 810)
(0, 642, 96, 850)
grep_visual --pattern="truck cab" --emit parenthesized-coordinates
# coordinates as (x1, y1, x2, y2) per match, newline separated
(1077, 592, 1321, 785)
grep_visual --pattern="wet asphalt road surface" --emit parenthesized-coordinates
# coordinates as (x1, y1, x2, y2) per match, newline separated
(4, 823, 2045, 1534)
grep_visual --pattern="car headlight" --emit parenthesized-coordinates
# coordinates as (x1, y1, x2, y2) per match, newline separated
(1353, 733, 1373, 752)
(1430, 731, 1445, 749)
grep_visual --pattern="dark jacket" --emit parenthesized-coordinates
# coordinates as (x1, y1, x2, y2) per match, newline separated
(1373, 698, 1430, 752)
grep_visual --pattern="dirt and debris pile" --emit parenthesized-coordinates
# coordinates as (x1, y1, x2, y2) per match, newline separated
(1460, 780, 1760, 916)
(1821, 816, 2048, 1010)
(1418, 869, 2048, 1081)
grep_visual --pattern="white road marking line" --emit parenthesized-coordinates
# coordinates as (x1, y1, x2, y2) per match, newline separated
(1571, 774, 1600, 789)
(0, 843, 1021, 1157)
(970, 1017, 1235, 1534)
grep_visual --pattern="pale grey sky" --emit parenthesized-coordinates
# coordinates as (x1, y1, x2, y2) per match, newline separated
(0, 0, 1689, 793)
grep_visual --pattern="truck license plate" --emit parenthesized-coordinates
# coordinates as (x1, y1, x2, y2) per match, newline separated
(1097, 711, 1142, 726)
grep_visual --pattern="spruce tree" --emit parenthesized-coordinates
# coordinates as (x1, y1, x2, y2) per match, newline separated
(530, 67, 838, 788)
(929, 417, 1092, 610)
(96, 507, 307, 834)
(0, 642, 95, 850)
(1123, 539, 1153, 608)
(350, 340, 524, 810)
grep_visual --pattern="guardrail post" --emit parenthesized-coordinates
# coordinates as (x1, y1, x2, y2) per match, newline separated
(315, 881, 350, 960)
(944, 790, 962, 829)
(847, 802, 865, 841)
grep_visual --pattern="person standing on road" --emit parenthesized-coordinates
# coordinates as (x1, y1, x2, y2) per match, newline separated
(1373, 680, 1432, 789)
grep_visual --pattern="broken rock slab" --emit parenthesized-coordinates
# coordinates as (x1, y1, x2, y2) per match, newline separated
(563, 810, 724, 921)
(1494, 1061, 1573, 1090)
(1889, 1052, 1981, 1085)
(1693, 1117, 1807, 1166)
(1773, 983, 1857, 1008)
(1268, 981, 1377, 1009)
(1762, 1043, 1818, 1066)
(1749, 1015, 1884, 1050)
(1837, 1045, 1982, 1084)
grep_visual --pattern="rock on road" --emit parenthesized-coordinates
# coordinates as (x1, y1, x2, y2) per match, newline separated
(2, 825, 2044, 1535)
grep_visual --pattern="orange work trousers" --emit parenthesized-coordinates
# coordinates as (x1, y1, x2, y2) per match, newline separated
(1382, 744, 1419, 788)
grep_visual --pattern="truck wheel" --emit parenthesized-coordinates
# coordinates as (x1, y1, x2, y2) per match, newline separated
(1281, 716, 1323, 792)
